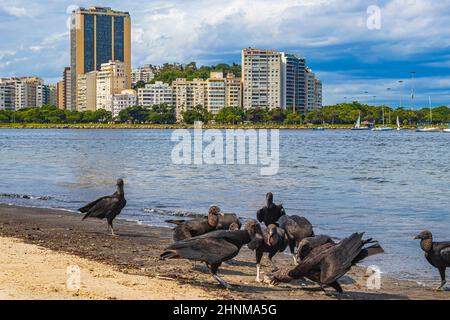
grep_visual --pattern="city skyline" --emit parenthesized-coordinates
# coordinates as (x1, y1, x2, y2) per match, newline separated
(0, 0, 450, 107)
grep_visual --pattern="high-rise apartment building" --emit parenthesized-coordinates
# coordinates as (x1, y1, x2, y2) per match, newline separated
(242, 48, 322, 113)
(57, 67, 72, 110)
(281, 53, 306, 113)
(9, 77, 44, 110)
(0, 82, 16, 111)
(0, 77, 55, 110)
(173, 72, 243, 121)
(131, 65, 155, 85)
(242, 48, 282, 109)
(172, 78, 207, 121)
(225, 73, 242, 108)
(138, 82, 173, 107)
(305, 68, 323, 111)
(70, 6, 131, 110)
(96, 60, 127, 111)
(57, 81, 65, 109)
(77, 71, 97, 112)
(206, 72, 226, 114)
(314, 79, 323, 109)
(46, 84, 57, 106)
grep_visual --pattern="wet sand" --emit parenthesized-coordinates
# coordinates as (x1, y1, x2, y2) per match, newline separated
(0, 204, 448, 300)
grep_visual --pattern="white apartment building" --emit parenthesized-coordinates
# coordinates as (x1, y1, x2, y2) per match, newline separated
(0, 83, 15, 111)
(96, 61, 127, 112)
(137, 82, 173, 107)
(242, 48, 282, 109)
(77, 71, 97, 112)
(8, 77, 45, 110)
(305, 68, 322, 111)
(131, 65, 155, 85)
(109, 89, 137, 118)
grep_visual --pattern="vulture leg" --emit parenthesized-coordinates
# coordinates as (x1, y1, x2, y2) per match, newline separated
(329, 281, 343, 293)
(268, 253, 279, 272)
(256, 250, 263, 282)
(108, 220, 117, 237)
(210, 263, 232, 289)
(289, 241, 296, 255)
(437, 268, 446, 290)
(292, 255, 298, 265)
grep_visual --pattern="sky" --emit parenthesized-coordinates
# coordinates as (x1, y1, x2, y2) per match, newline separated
(0, 0, 449, 107)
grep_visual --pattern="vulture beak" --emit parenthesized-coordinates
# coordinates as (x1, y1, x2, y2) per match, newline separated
(220, 212, 225, 218)
(413, 235, 421, 240)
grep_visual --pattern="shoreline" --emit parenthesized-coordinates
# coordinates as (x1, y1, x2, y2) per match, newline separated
(0, 203, 448, 300)
(0, 123, 432, 130)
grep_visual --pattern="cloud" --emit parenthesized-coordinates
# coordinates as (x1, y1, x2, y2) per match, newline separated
(30, 32, 69, 53)
(1, 5, 30, 18)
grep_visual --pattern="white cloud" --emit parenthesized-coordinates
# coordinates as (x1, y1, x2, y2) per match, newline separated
(129, 0, 450, 66)
(2, 5, 29, 18)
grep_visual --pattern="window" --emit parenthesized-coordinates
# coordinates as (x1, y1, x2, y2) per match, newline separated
(84, 14, 95, 73)
(96, 15, 113, 70)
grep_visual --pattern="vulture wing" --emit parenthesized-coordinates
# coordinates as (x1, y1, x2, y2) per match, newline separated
(439, 244, 450, 266)
(80, 196, 120, 219)
(319, 233, 365, 284)
(161, 236, 240, 265)
(78, 196, 110, 213)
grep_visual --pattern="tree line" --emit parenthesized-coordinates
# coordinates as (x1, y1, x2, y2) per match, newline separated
(1, 102, 449, 125)
(134, 62, 242, 88)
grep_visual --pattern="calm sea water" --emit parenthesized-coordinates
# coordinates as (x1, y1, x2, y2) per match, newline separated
(0, 128, 449, 283)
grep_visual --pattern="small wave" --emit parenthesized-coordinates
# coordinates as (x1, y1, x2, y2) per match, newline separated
(350, 177, 389, 184)
(0, 193, 52, 200)
(143, 208, 205, 219)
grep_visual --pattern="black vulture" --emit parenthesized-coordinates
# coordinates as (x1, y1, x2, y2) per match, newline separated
(270, 233, 384, 293)
(79, 178, 127, 236)
(247, 222, 289, 282)
(278, 214, 315, 262)
(217, 213, 242, 230)
(160, 220, 263, 289)
(296, 235, 335, 263)
(168, 206, 225, 241)
(256, 192, 286, 227)
(414, 230, 450, 290)
(228, 222, 241, 231)
(166, 213, 241, 231)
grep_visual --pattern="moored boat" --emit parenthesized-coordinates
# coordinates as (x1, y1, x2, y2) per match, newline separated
(352, 112, 370, 130)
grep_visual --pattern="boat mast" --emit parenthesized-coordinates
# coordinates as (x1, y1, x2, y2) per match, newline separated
(429, 96, 433, 124)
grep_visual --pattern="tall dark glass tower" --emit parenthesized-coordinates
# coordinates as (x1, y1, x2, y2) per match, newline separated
(70, 7, 131, 111)
(282, 53, 306, 113)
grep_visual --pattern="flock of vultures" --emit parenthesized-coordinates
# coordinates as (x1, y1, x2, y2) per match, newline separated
(79, 179, 450, 293)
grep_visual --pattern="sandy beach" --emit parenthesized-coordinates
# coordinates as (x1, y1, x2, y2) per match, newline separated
(0, 203, 448, 300)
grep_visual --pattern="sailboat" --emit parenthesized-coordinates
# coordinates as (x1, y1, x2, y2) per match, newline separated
(416, 97, 440, 132)
(396, 116, 402, 131)
(372, 107, 394, 131)
(352, 111, 370, 130)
